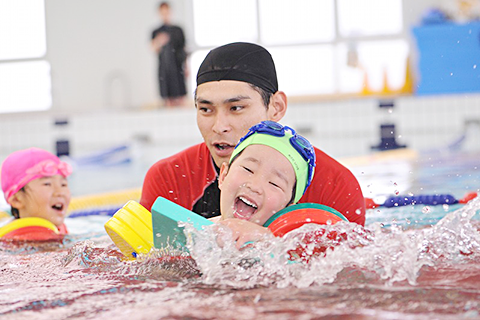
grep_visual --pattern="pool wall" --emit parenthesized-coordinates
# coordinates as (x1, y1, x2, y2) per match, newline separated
(1, 94, 480, 165)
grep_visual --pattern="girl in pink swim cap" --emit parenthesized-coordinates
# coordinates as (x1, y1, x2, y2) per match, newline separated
(1, 148, 72, 234)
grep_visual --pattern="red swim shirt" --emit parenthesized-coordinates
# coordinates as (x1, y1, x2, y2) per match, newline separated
(140, 143, 365, 226)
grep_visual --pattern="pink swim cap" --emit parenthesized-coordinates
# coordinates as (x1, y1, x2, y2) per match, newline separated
(1, 148, 72, 203)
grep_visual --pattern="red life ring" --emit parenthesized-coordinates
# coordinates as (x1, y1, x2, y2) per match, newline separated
(0, 218, 65, 241)
(264, 203, 347, 237)
(264, 204, 348, 262)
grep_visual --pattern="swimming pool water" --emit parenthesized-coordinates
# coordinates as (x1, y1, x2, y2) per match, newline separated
(1, 150, 479, 319)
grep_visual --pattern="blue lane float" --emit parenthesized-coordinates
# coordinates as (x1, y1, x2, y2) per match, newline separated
(365, 192, 477, 209)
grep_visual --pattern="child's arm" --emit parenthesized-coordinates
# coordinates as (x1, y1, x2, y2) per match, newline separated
(217, 218, 273, 249)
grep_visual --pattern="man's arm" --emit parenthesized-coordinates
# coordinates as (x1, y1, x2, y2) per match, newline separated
(300, 148, 366, 226)
(140, 163, 165, 211)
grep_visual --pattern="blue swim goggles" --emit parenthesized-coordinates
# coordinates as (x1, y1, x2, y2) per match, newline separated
(237, 120, 316, 192)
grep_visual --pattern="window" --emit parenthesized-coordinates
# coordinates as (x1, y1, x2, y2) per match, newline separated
(190, 0, 406, 98)
(270, 45, 336, 96)
(337, 0, 403, 37)
(192, 0, 258, 47)
(337, 40, 409, 93)
(259, 0, 335, 45)
(0, 0, 51, 113)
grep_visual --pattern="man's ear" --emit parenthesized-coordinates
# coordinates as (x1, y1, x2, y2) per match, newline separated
(267, 91, 287, 122)
(218, 162, 229, 190)
(8, 193, 25, 210)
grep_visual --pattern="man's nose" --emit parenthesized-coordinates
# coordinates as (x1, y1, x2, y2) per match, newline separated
(212, 112, 232, 134)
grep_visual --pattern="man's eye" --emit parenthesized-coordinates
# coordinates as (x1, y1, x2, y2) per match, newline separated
(231, 105, 244, 111)
(198, 106, 212, 113)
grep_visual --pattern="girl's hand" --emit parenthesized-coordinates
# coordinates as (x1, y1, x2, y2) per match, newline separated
(217, 218, 273, 249)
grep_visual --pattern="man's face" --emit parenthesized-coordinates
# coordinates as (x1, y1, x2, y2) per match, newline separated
(159, 6, 170, 23)
(196, 80, 273, 168)
(218, 144, 295, 226)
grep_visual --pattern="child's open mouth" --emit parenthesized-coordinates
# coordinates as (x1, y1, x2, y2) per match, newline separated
(51, 203, 64, 212)
(234, 196, 258, 220)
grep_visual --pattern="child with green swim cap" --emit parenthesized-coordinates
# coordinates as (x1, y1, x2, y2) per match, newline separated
(104, 121, 317, 256)
(217, 120, 315, 248)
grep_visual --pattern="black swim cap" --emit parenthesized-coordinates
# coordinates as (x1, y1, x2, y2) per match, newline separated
(196, 42, 278, 94)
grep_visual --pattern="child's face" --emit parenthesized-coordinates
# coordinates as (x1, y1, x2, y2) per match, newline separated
(218, 144, 295, 226)
(13, 175, 71, 227)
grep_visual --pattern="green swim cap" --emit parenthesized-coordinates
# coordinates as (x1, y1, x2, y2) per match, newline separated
(230, 121, 315, 204)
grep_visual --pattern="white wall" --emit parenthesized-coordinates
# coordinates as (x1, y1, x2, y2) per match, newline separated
(39, 0, 440, 112)
(44, 0, 190, 111)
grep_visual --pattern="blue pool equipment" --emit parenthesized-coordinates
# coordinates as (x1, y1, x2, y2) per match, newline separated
(72, 145, 132, 166)
(365, 192, 477, 209)
(413, 22, 480, 95)
(151, 196, 214, 250)
(420, 8, 449, 25)
(371, 101, 407, 151)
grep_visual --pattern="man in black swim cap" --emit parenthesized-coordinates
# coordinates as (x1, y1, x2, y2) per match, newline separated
(140, 42, 366, 226)
(195, 42, 286, 169)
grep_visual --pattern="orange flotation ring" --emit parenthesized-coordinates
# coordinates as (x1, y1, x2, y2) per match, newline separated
(263, 203, 347, 236)
(263, 203, 348, 262)
(0, 217, 65, 241)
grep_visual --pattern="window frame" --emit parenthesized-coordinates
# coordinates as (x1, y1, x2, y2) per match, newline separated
(0, 0, 52, 114)
(188, 0, 407, 99)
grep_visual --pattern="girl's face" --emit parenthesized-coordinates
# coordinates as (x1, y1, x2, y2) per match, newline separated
(218, 144, 295, 226)
(13, 175, 71, 227)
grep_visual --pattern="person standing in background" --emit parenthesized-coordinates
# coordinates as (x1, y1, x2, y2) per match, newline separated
(151, 2, 187, 107)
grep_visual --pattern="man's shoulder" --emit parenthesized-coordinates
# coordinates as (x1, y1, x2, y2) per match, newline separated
(151, 25, 163, 36)
(305, 146, 365, 225)
(148, 143, 210, 171)
(141, 143, 213, 211)
(313, 146, 347, 172)
(311, 146, 359, 186)
(171, 25, 184, 31)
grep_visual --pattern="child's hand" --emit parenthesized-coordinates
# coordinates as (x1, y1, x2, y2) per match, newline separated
(217, 218, 273, 249)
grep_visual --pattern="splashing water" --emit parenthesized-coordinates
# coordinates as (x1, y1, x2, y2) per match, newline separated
(1, 197, 480, 318)
(185, 196, 480, 289)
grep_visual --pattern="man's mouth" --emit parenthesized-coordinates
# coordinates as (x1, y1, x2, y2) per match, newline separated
(234, 196, 258, 220)
(212, 142, 235, 158)
(214, 143, 234, 151)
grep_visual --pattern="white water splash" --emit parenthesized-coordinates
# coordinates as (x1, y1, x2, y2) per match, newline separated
(184, 197, 480, 288)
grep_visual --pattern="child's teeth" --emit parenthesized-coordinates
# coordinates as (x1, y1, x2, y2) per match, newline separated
(239, 196, 257, 208)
